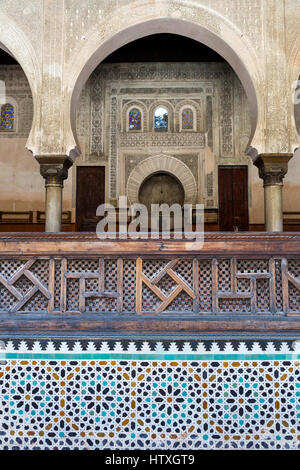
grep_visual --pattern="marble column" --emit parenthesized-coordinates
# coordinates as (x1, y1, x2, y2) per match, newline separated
(36, 156, 72, 233)
(254, 153, 293, 232)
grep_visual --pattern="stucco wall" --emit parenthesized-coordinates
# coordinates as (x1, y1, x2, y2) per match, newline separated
(0, 137, 73, 214)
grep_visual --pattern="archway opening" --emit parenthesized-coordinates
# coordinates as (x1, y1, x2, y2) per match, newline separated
(70, 17, 259, 149)
(139, 172, 185, 211)
(73, 30, 254, 233)
(294, 74, 300, 138)
(0, 47, 39, 232)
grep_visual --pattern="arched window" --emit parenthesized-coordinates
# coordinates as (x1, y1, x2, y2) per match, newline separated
(154, 106, 168, 131)
(0, 103, 14, 131)
(128, 108, 142, 130)
(181, 107, 194, 130)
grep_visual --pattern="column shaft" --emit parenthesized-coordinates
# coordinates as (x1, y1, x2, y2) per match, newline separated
(264, 183, 283, 232)
(45, 177, 63, 232)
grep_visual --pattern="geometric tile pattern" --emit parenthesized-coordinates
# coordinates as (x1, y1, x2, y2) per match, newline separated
(0, 341, 299, 450)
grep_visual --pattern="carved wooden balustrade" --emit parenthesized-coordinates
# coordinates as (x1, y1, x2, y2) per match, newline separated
(0, 233, 299, 335)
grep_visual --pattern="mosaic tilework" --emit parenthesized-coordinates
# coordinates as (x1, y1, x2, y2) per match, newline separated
(0, 341, 299, 450)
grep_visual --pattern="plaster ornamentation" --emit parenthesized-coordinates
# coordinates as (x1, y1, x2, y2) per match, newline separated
(0, 67, 33, 138)
(0, 0, 299, 200)
(124, 152, 198, 185)
(109, 96, 118, 199)
(263, 1, 290, 154)
(119, 132, 206, 149)
(65, 2, 263, 157)
(84, 62, 252, 204)
(89, 73, 104, 156)
(0, 60, 253, 208)
(127, 154, 197, 205)
(220, 73, 233, 156)
(3, 0, 298, 156)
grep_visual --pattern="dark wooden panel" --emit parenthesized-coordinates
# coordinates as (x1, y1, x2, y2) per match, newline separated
(0, 224, 75, 232)
(219, 166, 249, 231)
(0, 316, 300, 334)
(1, 233, 300, 256)
(232, 167, 249, 231)
(76, 166, 105, 231)
(218, 166, 233, 231)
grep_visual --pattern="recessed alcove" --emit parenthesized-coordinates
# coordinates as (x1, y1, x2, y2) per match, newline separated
(138, 172, 185, 210)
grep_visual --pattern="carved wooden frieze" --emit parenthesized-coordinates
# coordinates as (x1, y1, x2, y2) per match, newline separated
(0, 234, 299, 333)
(0, 254, 299, 317)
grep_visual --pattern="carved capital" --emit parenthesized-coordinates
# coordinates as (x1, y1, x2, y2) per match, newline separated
(253, 153, 293, 187)
(36, 155, 73, 187)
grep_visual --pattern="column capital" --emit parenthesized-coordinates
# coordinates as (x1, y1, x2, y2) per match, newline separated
(253, 153, 293, 187)
(36, 155, 73, 187)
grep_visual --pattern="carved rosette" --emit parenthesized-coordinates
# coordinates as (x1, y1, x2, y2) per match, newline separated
(254, 153, 293, 187)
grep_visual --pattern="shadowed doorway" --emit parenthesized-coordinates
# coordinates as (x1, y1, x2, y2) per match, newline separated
(76, 166, 105, 231)
(218, 166, 249, 231)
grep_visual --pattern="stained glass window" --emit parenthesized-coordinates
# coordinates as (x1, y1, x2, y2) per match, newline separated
(154, 107, 168, 131)
(181, 107, 194, 130)
(0, 103, 14, 131)
(129, 108, 141, 130)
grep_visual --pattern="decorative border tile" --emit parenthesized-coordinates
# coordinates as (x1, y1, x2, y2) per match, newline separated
(0, 339, 299, 362)
(0, 339, 299, 355)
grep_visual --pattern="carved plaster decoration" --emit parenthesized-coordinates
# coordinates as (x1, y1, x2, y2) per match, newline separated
(0, 66, 33, 138)
(89, 73, 104, 156)
(126, 154, 197, 205)
(109, 96, 118, 199)
(91, 62, 251, 203)
(3, 0, 298, 156)
(0, 95, 18, 134)
(119, 132, 206, 149)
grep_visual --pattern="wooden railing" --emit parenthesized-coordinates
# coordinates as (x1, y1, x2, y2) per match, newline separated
(283, 211, 300, 224)
(0, 210, 72, 224)
(36, 210, 72, 224)
(0, 233, 299, 335)
(0, 211, 33, 223)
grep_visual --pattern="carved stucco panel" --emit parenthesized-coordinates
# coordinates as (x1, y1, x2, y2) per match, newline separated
(1, 1, 299, 157)
(127, 154, 197, 205)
